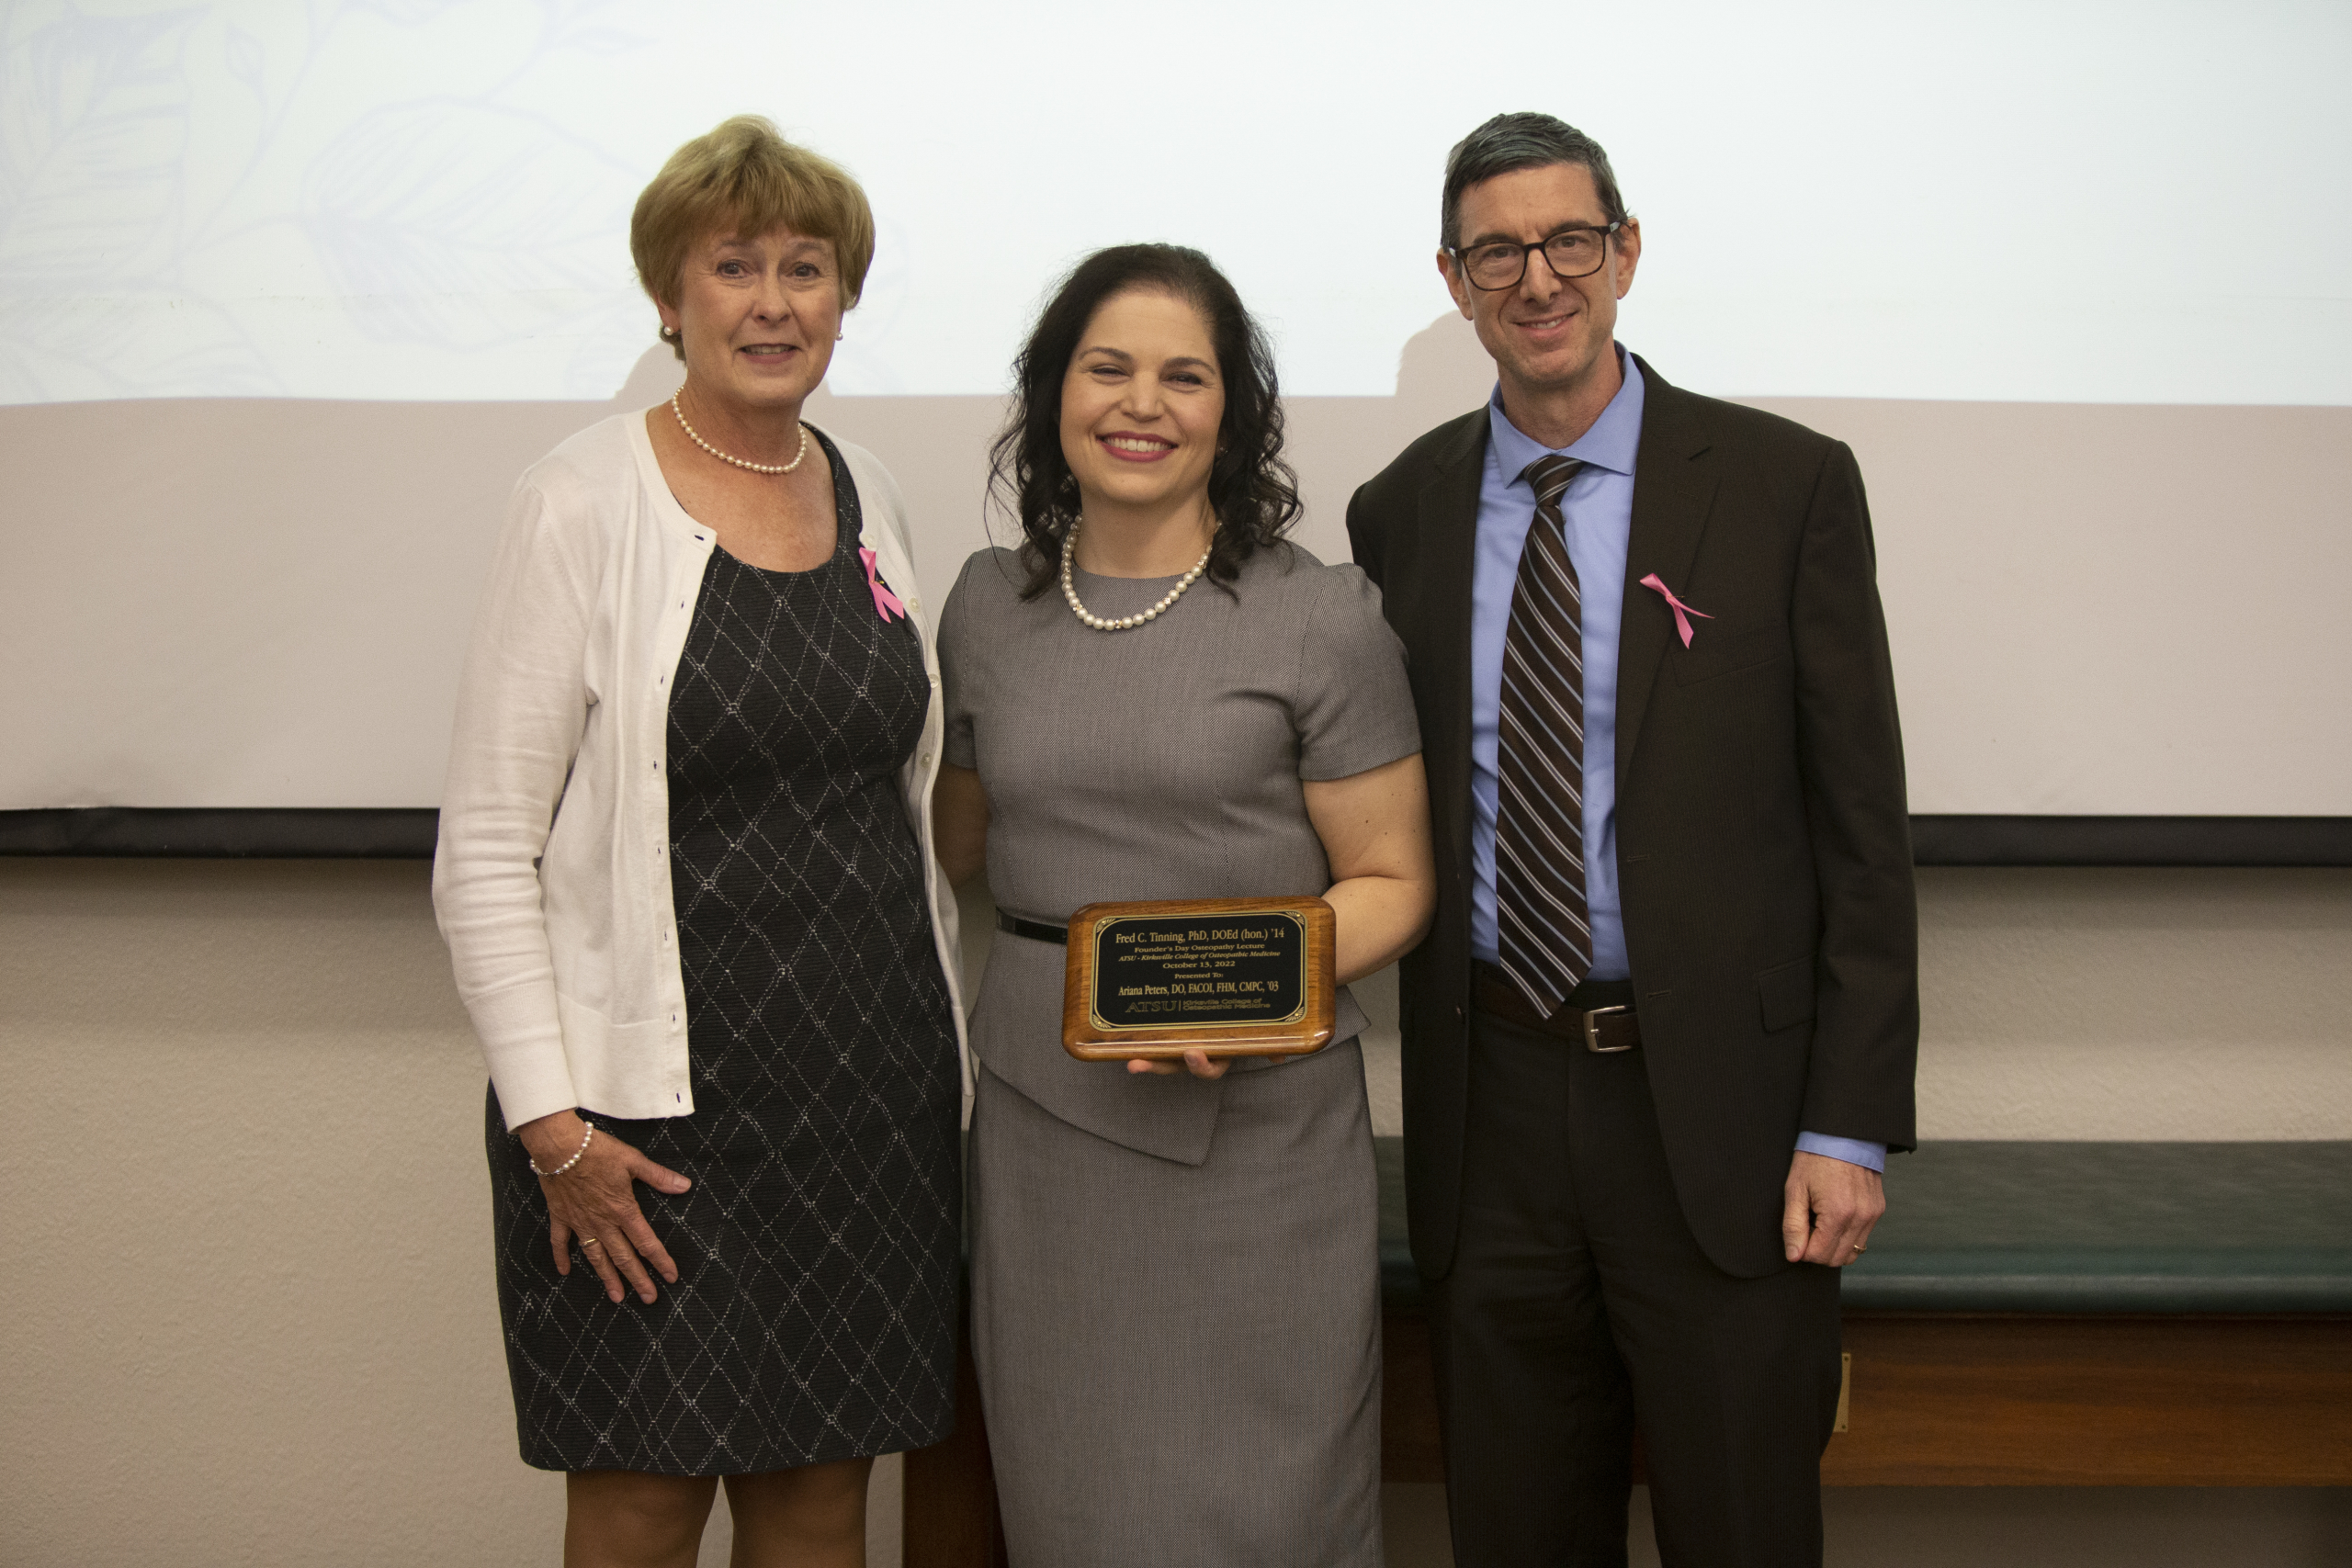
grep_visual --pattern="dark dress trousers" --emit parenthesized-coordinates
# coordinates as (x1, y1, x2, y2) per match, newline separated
(1347, 356, 1918, 1564)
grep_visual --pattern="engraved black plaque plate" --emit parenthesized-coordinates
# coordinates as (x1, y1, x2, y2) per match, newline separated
(1062, 896, 1336, 1060)
(1089, 912, 1309, 1032)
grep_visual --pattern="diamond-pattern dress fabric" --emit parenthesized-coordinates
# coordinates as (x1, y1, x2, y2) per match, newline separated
(486, 431, 962, 1475)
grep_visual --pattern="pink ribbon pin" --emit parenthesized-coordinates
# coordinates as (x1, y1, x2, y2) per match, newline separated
(859, 547, 908, 623)
(1638, 572, 1713, 649)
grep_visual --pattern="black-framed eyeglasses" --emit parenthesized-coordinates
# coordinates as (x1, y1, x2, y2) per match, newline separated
(1448, 221, 1623, 290)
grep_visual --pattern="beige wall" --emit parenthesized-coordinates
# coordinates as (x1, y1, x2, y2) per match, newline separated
(1354, 866, 2352, 1142)
(0, 858, 894, 1568)
(4, 857, 2346, 1565)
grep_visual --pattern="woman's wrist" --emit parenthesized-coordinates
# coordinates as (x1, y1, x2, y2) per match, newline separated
(517, 1110, 591, 1172)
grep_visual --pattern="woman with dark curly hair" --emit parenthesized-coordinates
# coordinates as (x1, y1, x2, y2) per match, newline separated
(931, 244, 1434, 1564)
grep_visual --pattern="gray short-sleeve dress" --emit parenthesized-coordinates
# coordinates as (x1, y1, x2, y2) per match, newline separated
(939, 543, 1419, 1567)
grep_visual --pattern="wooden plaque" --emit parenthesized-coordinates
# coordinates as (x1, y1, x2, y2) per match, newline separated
(1061, 896, 1337, 1061)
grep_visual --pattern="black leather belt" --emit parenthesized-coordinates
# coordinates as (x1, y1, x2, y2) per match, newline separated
(1473, 961, 1641, 1053)
(996, 911, 1068, 945)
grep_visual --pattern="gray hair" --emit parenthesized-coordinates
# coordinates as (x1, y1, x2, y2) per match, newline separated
(1440, 112, 1628, 251)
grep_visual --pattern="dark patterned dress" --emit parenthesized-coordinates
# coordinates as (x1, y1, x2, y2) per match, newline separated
(486, 430, 963, 1474)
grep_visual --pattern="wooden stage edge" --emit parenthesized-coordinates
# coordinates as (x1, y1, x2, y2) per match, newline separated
(1385, 1312, 2352, 1489)
(910, 1310, 2352, 1563)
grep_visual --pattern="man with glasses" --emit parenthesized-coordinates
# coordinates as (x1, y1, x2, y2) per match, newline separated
(1347, 112, 1918, 1565)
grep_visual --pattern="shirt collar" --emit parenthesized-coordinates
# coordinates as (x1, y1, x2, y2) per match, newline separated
(1487, 344, 1645, 485)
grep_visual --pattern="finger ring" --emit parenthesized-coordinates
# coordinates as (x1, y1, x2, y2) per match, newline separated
(1851, 1242, 1867, 1253)
(579, 1236, 601, 1247)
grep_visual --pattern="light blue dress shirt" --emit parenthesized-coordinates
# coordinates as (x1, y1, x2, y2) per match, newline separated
(1466, 349, 1884, 1174)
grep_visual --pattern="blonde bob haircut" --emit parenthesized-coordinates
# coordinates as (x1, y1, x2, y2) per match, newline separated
(630, 116, 876, 357)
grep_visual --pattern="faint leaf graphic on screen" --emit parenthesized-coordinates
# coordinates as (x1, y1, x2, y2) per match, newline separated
(222, 24, 266, 99)
(547, 27, 643, 57)
(0, 6, 273, 400)
(0, 291, 278, 402)
(343, 0, 472, 22)
(299, 99, 634, 348)
(0, 8, 199, 283)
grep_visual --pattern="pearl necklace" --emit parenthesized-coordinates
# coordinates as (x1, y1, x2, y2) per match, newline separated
(1059, 518, 1211, 632)
(671, 389, 808, 474)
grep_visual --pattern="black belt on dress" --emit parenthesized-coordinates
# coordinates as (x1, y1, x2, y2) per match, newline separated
(1472, 960, 1642, 1053)
(996, 911, 1069, 945)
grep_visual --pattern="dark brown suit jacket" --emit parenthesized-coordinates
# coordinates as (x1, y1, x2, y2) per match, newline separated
(1347, 355, 1918, 1280)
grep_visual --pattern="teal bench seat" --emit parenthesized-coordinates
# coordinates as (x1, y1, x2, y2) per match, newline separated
(1374, 1138, 2352, 1315)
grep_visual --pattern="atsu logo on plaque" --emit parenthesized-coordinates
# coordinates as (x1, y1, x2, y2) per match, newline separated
(1062, 897, 1337, 1061)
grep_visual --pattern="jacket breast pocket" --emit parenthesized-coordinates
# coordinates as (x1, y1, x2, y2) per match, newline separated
(1673, 624, 1788, 686)
(1756, 955, 1816, 1032)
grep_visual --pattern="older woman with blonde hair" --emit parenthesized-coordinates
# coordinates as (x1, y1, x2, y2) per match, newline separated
(435, 116, 967, 1567)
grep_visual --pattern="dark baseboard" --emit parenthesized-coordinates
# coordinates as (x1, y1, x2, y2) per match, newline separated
(0, 807, 439, 859)
(1908, 815, 2352, 867)
(2, 808, 2347, 867)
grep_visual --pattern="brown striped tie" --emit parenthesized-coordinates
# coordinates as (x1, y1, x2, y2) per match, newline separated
(1494, 455, 1590, 1017)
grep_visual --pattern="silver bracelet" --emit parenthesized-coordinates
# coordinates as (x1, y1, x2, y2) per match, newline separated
(528, 1119, 595, 1178)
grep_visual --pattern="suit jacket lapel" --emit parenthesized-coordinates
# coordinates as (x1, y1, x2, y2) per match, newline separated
(1616, 359, 1719, 788)
(1416, 411, 1488, 869)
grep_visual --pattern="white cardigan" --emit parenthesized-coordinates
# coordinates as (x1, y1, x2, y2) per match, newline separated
(433, 412, 969, 1132)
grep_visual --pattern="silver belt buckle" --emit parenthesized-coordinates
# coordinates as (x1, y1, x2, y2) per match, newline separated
(1580, 1003, 1634, 1054)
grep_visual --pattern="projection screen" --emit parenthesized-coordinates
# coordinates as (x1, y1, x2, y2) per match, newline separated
(3, 0, 2347, 825)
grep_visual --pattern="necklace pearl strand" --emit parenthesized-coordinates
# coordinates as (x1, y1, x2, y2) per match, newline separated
(1060, 517, 1212, 632)
(671, 389, 808, 475)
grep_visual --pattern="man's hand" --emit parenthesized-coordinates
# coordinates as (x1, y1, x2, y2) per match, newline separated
(1781, 1150, 1884, 1266)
